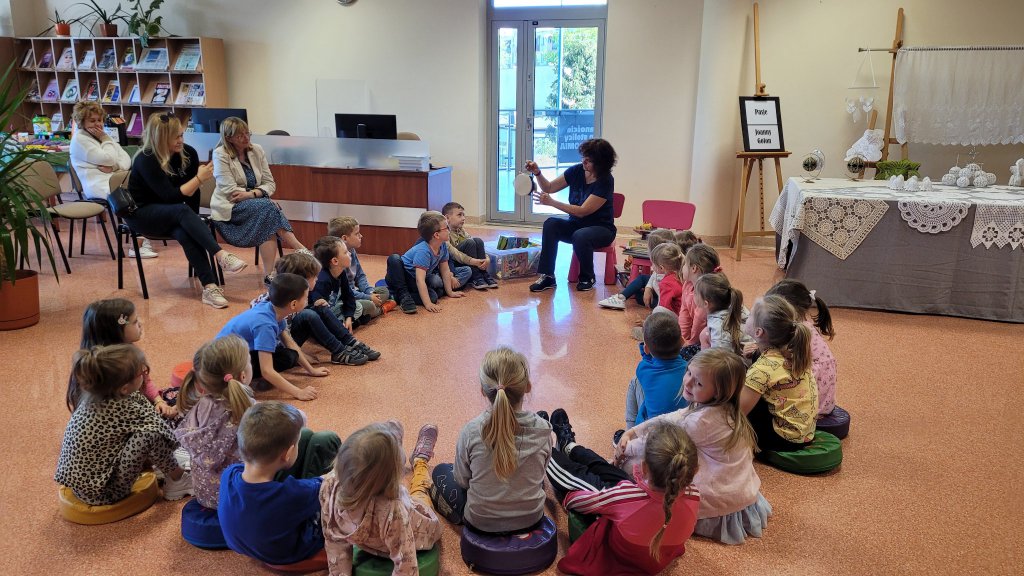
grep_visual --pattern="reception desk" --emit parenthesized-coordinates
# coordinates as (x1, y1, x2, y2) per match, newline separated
(186, 133, 451, 255)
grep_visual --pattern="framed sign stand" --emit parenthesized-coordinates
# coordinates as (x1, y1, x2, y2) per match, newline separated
(730, 2, 790, 261)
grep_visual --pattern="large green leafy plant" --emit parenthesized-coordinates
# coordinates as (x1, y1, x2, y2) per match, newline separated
(126, 0, 168, 47)
(0, 63, 58, 287)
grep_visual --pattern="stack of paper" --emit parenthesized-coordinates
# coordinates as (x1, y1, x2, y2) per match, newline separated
(392, 154, 429, 171)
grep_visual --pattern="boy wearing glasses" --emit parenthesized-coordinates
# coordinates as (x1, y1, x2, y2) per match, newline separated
(385, 211, 468, 314)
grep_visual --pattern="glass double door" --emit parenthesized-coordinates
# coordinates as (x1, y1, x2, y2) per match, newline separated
(490, 19, 604, 223)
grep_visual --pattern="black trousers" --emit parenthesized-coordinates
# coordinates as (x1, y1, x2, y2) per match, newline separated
(384, 254, 443, 304)
(124, 203, 222, 285)
(545, 444, 632, 503)
(249, 347, 298, 380)
(537, 217, 616, 281)
(748, 397, 812, 452)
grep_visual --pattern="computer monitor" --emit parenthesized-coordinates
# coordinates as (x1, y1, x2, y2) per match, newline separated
(191, 108, 248, 134)
(334, 113, 398, 140)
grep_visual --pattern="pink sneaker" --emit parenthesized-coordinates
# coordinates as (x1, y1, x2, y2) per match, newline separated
(410, 424, 438, 465)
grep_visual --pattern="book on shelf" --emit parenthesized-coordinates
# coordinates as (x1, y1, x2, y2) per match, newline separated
(175, 82, 206, 106)
(151, 82, 171, 104)
(42, 79, 60, 101)
(20, 49, 33, 68)
(173, 43, 202, 71)
(84, 80, 100, 101)
(37, 50, 53, 69)
(97, 48, 117, 70)
(55, 47, 75, 71)
(51, 112, 64, 132)
(127, 113, 143, 137)
(127, 82, 141, 104)
(79, 50, 96, 70)
(136, 48, 169, 70)
(25, 79, 39, 100)
(120, 47, 136, 70)
(102, 80, 120, 103)
(60, 79, 79, 102)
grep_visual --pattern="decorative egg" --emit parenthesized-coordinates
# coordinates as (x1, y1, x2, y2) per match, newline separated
(959, 168, 973, 178)
(965, 163, 981, 171)
(949, 166, 961, 174)
(973, 174, 987, 186)
(941, 173, 957, 185)
(921, 177, 933, 191)
(904, 178, 919, 191)
(956, 176, 971, 187)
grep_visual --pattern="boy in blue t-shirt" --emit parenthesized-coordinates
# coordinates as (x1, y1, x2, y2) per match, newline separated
(219, 402, 339, 566)
(384, 211, 466, 314)
(621, 311, 689, 435)
(217, 273, 328, 401)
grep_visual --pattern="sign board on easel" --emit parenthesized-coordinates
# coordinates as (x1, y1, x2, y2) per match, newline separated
(739, 97, 784, 152)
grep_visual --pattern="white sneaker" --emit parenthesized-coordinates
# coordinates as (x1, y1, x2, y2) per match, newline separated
(173, 447, 191, 471)
(202, 284, 229, 309)
(599, 294, 627, 310)
(162, 470, 194, 501)
(128, 238, 158, 259)
(218, 251, 247, 274)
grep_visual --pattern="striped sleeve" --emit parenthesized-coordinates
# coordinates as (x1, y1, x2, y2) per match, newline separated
(563, 481, 648, 514)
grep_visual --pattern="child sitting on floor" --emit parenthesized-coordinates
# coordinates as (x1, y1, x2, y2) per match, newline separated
(321, 422, 443, 576)
(217, 273, 329, 401)
(650, 243, 685, 317)
(545, 413, 700, 575)
(442, 201, 498, 290)
(310, 236, 381, 361)
(385, 211, 467, 314)
(765, 279, 838, 417)
(621, 312, 688, 436)
(617, 349, 771, 545)
(56, 344, 193, 505)
(599, 228, 675, 311)
(679, 243, 721, 360)
(694, 273, 756, 358)
(327, 216, 395, 322)
(219, 401, 340, 566)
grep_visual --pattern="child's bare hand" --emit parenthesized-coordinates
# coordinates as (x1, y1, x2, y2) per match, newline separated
(643, 288, 653, 307)
(370, 294, 383, 306)
(448, 291, 465, 299)
(293, 386, 318, 401)
(742, 342, 759, 356)
(307, 366, 330, 377)
(476, 257, 490, 270)
(313, 298, 328, 307)
(156, 403, 178, 418)
(344, 318, 353, 331)
(614, 429, 637, 462)
(425, 301, 441, 312)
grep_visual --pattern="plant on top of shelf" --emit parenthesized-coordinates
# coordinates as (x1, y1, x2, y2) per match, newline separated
(39, 9, 83, 36)
(73, 1, 130, 37)
(126, 0, 170, 47)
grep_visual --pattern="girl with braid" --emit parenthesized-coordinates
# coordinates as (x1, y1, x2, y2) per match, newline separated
(545, 414, 700, 575)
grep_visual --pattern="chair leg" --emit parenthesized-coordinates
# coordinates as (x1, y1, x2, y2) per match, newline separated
(117, 227, 125, 290)
(98, 216, 115, 260)
(79, 218, 87, 255)
(254, 245, 259, 266)
(51, 222, 71, 274)
(568, 253, 580, 283)
(603, 248, 618, 285)
(130, 233, 149, 299)
(66, 219, 75, 259)
(277, 235, 284, 257)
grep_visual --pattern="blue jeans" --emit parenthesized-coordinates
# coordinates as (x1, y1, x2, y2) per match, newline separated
(537, 217, 616, 281)
(449, 264, 474, 288)
(622, 273, 657, 306)
(289, 307, 355, 356)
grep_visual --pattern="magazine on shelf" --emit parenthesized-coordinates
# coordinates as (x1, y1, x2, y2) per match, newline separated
(51, 112, 64, 132)
(25, 79, 39, 100)
(97, 48, 117, 70)
(173, 44, 202, 71)
(127, 82, 141, 104)
(37, 50, 54, 69)
(120, 47, 136, 70)
(102, 80, 120, 103)
(60, 79, 79, 102)
(78, 50, 95, 70)
(84, 80, 100, 101)
(42, 79, 60, 101)
(20, 49, 33, 68)
(151, 82, 171, 104)
(175, 82, 206, 106)
(55, 47, 75, 71)
(127, 113, 143, 137)
(136, 48, 169, 70)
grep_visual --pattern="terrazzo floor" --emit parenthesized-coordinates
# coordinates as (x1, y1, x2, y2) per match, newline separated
(0, 218, 1021, 575)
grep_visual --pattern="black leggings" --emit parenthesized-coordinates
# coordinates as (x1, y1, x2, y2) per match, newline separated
(124, 203, 222, 285)
(748, 398, 812, 452)
(545, 444, 632, 504)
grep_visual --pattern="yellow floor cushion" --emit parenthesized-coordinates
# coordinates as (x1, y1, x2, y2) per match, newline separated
(59, 472, 160, 525)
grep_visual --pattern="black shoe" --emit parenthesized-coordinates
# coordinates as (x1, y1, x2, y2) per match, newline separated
(550, 408, 576, 452)
(400, 295, 417, 314)
(576, 278, 595, 292)
(351, 339, 381, 361)
(536, 410, 549, 422)
(530, 275, 557, 292)
(485, 274, 499, 288)
(613, 429, 625, 445)
(331, 345, 368, 366)
(471, 277, 488, 291)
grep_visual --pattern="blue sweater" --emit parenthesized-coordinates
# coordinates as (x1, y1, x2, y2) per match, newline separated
(634, 343, 689, 425)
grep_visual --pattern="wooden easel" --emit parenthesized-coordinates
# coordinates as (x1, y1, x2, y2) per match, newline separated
(879, 8, 907, 162)
(730, 2, 790, 261)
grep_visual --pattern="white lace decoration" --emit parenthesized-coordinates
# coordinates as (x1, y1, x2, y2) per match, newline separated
(898, 200, 970, 233)
(971, 205, 1024, 249)
(800, 196, 889, 260)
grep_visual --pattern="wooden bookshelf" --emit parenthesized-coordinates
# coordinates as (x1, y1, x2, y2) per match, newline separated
(7, 36, 226, 138)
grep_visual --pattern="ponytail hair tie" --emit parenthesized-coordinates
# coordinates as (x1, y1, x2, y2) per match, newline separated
(497, 384, 506, 391)
(223, 373, 234, 383)
(713, 265, 723, 273)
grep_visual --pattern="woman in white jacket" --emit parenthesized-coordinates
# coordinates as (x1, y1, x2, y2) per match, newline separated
(211, 117, 306, 276)
(69, 102, 157, 259)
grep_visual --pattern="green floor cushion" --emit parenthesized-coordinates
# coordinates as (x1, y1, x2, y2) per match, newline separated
(760, 430, 843, 474)
(568, 510, 599, 543)
(353, 544, 439, 576)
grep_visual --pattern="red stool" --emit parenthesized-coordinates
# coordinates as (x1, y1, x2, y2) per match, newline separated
(567, 192, 625, 285)
(264, 549, 329, 573)
(169, 360, 194, 388)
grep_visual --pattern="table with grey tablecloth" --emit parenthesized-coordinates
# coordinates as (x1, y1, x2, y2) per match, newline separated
(770, 177, 1024, 323)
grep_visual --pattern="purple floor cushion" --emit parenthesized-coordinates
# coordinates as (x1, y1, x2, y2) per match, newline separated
(817, 405, 850, 440)
(460, 516, 557, 575)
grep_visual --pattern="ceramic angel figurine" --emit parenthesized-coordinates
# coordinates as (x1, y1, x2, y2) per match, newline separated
(845, 129, 885, 162)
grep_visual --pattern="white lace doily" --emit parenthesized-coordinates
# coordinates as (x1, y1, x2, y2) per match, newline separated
(800, 197, 889, 260)
(971, 205, 1024, 249)
(898, 199, 970, 233)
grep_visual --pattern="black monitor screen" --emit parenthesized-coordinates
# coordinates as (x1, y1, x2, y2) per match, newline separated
(334, 113, 398, 140)
(191, 108, 248, 134)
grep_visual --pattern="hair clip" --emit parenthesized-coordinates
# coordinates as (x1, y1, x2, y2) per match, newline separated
(809, 289, 817, 302)
(117, 314, 129, 325)
(223, 373, 234, 383)
(158, 113, 172, 124)
(713, 265, 723, 273)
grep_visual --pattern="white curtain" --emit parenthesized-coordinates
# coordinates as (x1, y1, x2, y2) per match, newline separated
(893, 47, 1024, 146)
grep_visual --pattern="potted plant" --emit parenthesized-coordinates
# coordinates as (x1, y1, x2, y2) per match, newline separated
(0, 63, 60, 330)
(74, 1, 129, 37)
(126, 0, 169, 47)
(43, 9, 81, 36)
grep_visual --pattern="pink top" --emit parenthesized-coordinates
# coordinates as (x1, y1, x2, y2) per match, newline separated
(804, 320, 837, 415)
(678, 280, 708, 346)
(657, 274, 684, 316)
(623, 405, 760, 518)
(139, 373, 160, 402)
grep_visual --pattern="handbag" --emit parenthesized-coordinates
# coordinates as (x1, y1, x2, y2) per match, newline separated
(108, 170, 138, 217)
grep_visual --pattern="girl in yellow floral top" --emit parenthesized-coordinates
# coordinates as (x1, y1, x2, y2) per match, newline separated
(738, 295, 818, 452)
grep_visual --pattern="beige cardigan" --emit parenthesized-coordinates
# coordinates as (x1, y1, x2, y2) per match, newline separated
(210, 143, 276, 222)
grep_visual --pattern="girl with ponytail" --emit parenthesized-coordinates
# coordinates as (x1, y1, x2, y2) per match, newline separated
(679, 243, 722, 360)
(546, 414, 700, 575)
(739, 295, 819, 452)
(55, 344, 192, 505)
(694, 273, 757, 359)
(429, 347, 552, 534)
(174, 335, 257, 508)
(617, 349, 772, 544)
